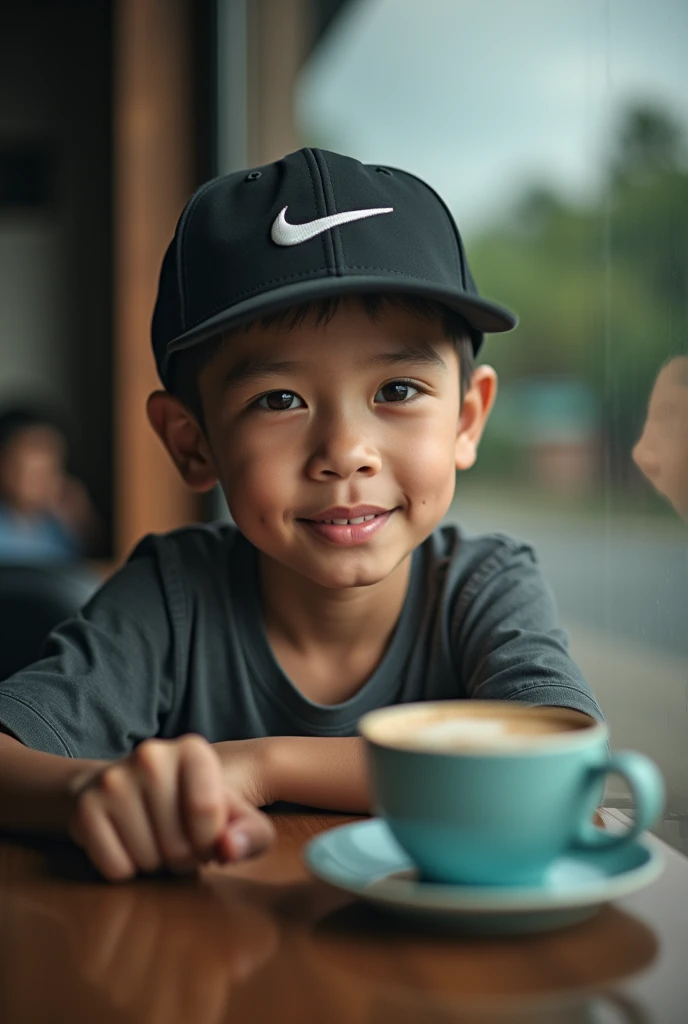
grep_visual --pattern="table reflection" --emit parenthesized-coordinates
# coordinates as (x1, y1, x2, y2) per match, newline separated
(304, 901, 657, 1023)
(0, 879, 280, 1024)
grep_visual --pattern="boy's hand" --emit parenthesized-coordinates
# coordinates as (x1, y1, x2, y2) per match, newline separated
(67, 735, 275, 882)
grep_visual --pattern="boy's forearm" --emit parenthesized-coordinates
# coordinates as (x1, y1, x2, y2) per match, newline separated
(262, 736, 372, 813)
(0, 733, 105, 836)
(0, 730, 372, 838)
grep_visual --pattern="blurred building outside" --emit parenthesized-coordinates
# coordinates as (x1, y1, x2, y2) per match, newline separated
(489, 378, 601, 496)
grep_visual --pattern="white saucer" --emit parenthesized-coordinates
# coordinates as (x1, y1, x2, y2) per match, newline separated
(304, 818, 664, 934)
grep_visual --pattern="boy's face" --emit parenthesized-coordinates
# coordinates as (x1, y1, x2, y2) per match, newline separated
(151, 301, 496, 590)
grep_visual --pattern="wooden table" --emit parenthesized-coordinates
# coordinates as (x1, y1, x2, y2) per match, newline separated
(0, 808, 687, 1024)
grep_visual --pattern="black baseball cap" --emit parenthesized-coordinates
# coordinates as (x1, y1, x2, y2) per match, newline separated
(152, 147, 517, 386)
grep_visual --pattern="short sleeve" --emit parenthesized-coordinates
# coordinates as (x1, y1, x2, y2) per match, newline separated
(0, 536, 184, 759)
(452, 537, 603, 721)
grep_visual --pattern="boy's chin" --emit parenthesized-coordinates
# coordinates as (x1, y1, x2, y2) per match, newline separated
(286, 552, 405, 591)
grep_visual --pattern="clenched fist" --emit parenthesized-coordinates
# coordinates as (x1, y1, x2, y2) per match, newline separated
(67, 734, 275, 881)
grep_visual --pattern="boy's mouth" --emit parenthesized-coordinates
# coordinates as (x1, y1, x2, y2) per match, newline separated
(297, 505, 396, 546)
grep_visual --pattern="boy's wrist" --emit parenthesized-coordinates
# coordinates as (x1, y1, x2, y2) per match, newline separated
(258, 736, 285, 805)
(213, 737, 279, 808)
(256, 735, 371, 813)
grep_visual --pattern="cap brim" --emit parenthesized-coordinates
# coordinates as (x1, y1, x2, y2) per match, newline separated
(163, 275, 517, 376)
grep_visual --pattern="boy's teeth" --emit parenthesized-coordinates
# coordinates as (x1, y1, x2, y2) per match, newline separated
(322, 513, 380, 525)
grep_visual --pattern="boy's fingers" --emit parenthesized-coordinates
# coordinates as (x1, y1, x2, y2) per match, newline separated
(100, 767, 163, 875)
(133, 740, 199, 869)
(177, 736, 227, 855)
(216, 803, 276, 863)
(72, 790, 137, 881)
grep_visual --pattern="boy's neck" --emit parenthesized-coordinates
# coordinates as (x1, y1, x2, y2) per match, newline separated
(258, 551, 412, 656)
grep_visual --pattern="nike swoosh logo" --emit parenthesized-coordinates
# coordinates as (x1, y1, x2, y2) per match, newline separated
(271, 205, 393, 246)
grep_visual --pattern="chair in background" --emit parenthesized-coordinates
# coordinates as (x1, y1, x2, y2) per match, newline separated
(0, 565, 98, 679)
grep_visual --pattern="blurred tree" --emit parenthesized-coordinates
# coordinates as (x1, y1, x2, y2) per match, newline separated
(610, 104, 684, 185)
(469, 102, 688, 492)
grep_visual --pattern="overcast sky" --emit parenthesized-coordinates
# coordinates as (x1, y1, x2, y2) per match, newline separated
(296, 0, 688, 236)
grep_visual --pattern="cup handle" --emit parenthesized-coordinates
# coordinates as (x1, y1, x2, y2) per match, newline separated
(574, 751, 665, 850)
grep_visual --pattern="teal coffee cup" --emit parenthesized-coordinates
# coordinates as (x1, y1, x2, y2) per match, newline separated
(358, 701, 665, 886)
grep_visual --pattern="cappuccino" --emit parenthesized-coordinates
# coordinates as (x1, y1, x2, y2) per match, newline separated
(358, 699, 663, 885)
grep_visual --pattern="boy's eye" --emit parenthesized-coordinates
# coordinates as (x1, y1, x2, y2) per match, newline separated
(256, 390, 304, 411)
(374, 381, 419, 403)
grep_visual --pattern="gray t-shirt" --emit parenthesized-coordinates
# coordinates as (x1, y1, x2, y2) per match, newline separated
(0, 522, 602, 758)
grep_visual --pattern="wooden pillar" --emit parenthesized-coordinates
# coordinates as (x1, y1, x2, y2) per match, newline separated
(246, 0, 312, 166)
(113, 0, 199, 561)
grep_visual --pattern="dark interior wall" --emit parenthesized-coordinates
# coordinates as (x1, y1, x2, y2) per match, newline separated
(0, 0, 113, 552)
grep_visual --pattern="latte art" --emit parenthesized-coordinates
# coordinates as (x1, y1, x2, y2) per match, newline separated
(362, 703, 594, 753)
(403, 713, 576, 751)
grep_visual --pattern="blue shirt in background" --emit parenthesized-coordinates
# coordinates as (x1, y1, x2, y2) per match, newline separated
(0, 503, 80, 563)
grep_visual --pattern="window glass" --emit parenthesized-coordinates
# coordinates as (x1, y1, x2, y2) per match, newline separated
(297, 0, 688, 854)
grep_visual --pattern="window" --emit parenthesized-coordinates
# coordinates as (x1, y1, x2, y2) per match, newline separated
(297, 0, 688, 854)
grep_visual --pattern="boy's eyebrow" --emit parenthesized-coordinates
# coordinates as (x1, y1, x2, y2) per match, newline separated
(221, 357, 305, 392)
(367, 343, 448, 372)
(221, 342, 448, 392)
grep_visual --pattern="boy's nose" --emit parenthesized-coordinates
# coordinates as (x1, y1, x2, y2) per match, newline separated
(305, 422, 382, 481)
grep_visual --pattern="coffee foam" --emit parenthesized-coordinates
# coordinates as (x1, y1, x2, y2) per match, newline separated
(416, 718, 509, 745)
(363, 704, 593, 753)
(407, 714, 574, 751)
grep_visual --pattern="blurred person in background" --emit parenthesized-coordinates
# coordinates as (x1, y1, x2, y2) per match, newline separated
(633, 356, 688, 524)
(0, 403, 100, 562)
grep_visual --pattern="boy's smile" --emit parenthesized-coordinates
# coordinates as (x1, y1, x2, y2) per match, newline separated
(149, 297, 497, 597)
(298, 504, 394, 545)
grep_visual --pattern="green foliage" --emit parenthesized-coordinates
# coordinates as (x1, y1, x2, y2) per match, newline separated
(469, 103, 688, 485)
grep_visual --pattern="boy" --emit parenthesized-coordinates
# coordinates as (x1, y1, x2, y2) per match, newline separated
(0, 149, 602, 881)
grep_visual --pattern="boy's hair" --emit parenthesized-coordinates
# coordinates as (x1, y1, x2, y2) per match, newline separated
(0, 403, 67, 456)
(167, 293, 476, 432)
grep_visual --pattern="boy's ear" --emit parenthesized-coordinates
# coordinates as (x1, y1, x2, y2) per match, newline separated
(455, 365, 498, 471)
(146, 391, 218, 492)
